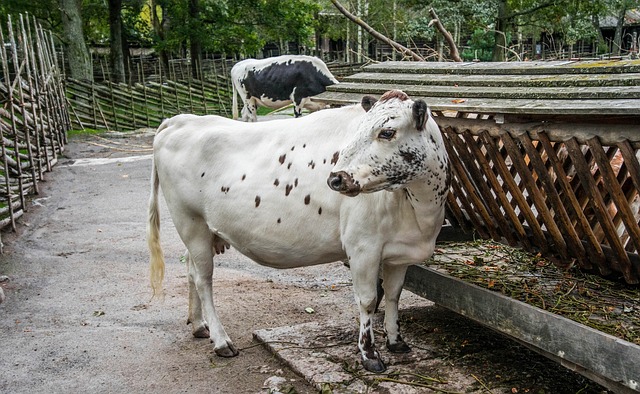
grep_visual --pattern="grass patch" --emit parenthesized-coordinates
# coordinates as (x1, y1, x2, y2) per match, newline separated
(68, 128, 103, 138)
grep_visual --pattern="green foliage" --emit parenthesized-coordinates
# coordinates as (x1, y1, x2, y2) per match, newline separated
(462, 29, 496, 61)
(2, 0, 636, 61)
(154, 0, 320, 57)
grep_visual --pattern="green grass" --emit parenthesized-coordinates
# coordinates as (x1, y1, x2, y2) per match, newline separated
(67, 128, 103, 138)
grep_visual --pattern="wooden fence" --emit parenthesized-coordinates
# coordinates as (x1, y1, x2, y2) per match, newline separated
(0, 15, 70, 248)
(66, 73, 234, 131)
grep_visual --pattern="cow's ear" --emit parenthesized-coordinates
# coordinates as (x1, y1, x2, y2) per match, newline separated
(361, 96, 377, 112)
(412, 100, 428, 131)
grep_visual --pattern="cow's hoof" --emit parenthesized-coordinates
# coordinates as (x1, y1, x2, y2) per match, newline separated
(215, 343, 239, 358)
(386, 339, 411, 353)
(362, 357, 386, 373)
(192, 325, 210, 338)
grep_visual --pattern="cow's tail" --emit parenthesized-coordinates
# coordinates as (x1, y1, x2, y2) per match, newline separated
(147, 127, 166, 298)
(232, 79, 239, 120)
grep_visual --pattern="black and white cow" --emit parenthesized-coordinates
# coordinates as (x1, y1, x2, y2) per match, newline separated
(231, 55, 338, 122)
(147, 90, 450, 372)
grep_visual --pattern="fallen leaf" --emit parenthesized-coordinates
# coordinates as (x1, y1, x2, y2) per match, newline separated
(451, 98, 467, 103)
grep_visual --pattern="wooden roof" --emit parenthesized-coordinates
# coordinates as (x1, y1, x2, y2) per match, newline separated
(314, 59, 640, 117)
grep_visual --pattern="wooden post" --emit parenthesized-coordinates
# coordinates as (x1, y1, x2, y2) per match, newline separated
(0, 26, 17, 231)
(6, 16, 27, 211)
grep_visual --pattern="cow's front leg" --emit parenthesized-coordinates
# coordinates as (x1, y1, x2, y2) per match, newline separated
(349, 257, 386, 372)
(382, 264, 411, 353)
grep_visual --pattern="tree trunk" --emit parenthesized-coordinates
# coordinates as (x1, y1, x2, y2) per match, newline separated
(188, 0, 202, 79)
(613, 6, 627, 56)
(151, 0, 170, 77)
(60, 0, 92, 81)
(492, 0, 508, 62)
(108, 0, 126, 83)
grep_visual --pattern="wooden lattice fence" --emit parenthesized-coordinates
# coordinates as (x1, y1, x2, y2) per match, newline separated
(0, 15, 70, 247)
(66, 65, 234, 131)
(437, 117, 640, 284)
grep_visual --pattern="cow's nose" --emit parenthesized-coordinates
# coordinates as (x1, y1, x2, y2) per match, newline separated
(327, 172, 344, 191)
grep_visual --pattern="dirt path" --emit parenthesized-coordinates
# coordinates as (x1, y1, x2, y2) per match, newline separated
(0, 130, 609, 393)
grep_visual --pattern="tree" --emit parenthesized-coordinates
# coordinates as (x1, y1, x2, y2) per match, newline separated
(188, 0, 202, 78)
(60, 0, 92, 81)
(108, 0, 126, 83)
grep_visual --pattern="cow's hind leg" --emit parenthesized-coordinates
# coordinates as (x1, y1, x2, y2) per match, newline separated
(179, 218, 238, 357)
(382, 264, 411, 353)
(185, 250, 210, 338)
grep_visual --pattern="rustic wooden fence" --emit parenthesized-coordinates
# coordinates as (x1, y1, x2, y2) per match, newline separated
(66, 73, 234, 131)
(0, 15, 70, 248)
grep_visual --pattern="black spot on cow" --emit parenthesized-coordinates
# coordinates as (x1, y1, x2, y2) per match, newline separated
(291, 146, 295, 151)
(303, 144, 307, 148)
(285, 184, 293, 196)
(287, 162, 292, 170)
(304, 195, 311, 205)
(201, 172, 205, 177)
(274, 179, 280, 187)
(279, 154, 286, 165)
(294, 178, 298, 187)
(277, 218, 281, 224)
(308, 160, 316, 169)
(318, 207, 322, 215)
(331, 151, 340, 165)
(255, 196, 261, 207)
(400, 150, 416, 163)
(241, 174, 246, 181)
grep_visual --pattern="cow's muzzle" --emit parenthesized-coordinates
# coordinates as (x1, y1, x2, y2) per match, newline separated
(327, 171, 361, 197)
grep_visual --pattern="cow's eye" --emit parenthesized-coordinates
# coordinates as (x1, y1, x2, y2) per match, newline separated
(377, 128, 396, 140)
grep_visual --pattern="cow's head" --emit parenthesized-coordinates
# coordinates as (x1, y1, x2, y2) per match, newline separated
(327, 90, 446, 197)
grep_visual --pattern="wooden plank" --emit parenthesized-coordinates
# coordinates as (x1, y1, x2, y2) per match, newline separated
(364, 59, 640, 75)
(329, 81, 640, 100)
(343, 71, 640, 87)
(314, 91, 640, 116)
(403, 264, 640, 394)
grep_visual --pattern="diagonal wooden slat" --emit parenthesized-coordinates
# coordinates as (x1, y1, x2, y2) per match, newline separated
(443, 131, 496, 239)
(520, 132, 586, 262)
(503, 132, 570, 261)
(587, 138, 640, 259)
(565, 138, 636, 283)
(537, 133, 605, 272)
(451, 130, 513, 242)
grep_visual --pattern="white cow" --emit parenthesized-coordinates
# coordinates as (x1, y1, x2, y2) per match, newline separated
(231, 55, 338, 122)
(147, 90, 450, 372)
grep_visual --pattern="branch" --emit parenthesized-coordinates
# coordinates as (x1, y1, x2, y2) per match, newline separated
(504, 0, 559, 19)
(330, 0, 425, 62)
(428, 8, 462, 62)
